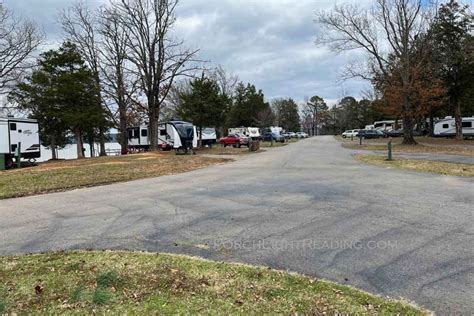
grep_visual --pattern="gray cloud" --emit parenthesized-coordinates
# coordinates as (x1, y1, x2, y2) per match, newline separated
(4, 0, 372, 105)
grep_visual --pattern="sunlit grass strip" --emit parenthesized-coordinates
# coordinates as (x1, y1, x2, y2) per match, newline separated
(0, 251, 426, 314)
(354, 154, 474, 177)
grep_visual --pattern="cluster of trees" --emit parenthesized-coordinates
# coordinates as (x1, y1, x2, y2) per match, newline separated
(300, 95, 383, 135)
(317, 0, 473, 144)
(3, 0, 300, 157)
(168, 69, 301, 144)
(4, 0, 200, 157)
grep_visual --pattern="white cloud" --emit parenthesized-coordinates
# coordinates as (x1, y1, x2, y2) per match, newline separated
(4, 0, 374, 103)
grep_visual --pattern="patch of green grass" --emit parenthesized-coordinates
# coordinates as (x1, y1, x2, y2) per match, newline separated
(0, 251, 427, 314)
(70, 286, 84, 302)
(0, 153, 230, 199)
(96, 271, 119, 288)
(0, 299, 6, 313)
(354, 154, 474, 177)
(92, 288, 113, 305)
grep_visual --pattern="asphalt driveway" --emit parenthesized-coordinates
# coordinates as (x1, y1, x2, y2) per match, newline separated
(1, 136, 473, 314)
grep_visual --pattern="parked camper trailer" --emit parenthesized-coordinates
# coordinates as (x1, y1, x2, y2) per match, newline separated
(128, 121, 198, 152)
(434, 117, 474, 137)
(374, 120, 396, 131)
(228, 127, 261, 139)
(0, 117, 40, 168)
(196, 127, 217, 146)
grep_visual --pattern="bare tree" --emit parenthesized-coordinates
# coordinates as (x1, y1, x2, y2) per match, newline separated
(59, 2, 108, 156)
(98, 6, 136, 155)
(112, 0, 200, 151)
(209, 65, 239, 97)
(316, 0, 432, 144)
(0, 4, 43, 95)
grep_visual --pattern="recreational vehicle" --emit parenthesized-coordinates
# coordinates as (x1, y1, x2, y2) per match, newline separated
(128, 121, 198, 152)
(0, 117, 41, 168)
(434, 117, 474, 137)
(196, 127, 217, 146)
(228, 127, 261, 139)
(374, 120, 396, 131)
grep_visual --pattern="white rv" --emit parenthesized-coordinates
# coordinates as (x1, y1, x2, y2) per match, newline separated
(196, 127, 217, 146)
(374, 120, 396, 131)
(0, 117, 41, 167)
(128, 121, 198, 151)
(228, 127, 261, 139)
(434, 116, 474, 137)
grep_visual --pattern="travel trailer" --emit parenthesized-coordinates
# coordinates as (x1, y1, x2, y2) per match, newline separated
(434, 116, 474, 137)
(196, 127, 217, 146)
(374, 120, 396, 131)
(228, 127, 261, 139)
(0, 117, 41, 168)
(128, 121, 198, 152)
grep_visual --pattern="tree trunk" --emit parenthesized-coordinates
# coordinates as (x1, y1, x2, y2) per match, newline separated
(76, 132, 85, 159)
(148, 105, 159, 151)
(455, 99, 462, 140)
(402, 114, 417, 145)
(199, 126, 203, 148)
(429, 113, 434, 136)
(51, 138, 57, 160)
(119, 108, 128, 155)
(99, 128, 107, 156)
(89, 135, 95, 158)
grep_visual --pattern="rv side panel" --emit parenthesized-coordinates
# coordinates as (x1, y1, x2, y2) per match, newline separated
(0, 120, 9, 154)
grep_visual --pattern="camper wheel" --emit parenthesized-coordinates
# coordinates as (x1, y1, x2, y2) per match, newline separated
(6, 156, 14, 169)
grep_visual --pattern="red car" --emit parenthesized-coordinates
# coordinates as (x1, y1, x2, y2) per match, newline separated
(219, 134, 249, 148)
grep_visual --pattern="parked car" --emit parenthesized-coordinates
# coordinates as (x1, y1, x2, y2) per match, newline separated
(282, 132, 291, 140)
(263, 132, 285, 143)
(219, 134, 249, 147)
(341, 129, 360, 138)
(356, 129, 385, 139)
(289, 132, 297, 138)
(296, 132, 308, 138)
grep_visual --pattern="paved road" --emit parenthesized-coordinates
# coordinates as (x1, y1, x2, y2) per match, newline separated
(1, 136, 473, 314)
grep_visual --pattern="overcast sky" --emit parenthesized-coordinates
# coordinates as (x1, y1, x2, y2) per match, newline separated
(4, 0, 374, 106)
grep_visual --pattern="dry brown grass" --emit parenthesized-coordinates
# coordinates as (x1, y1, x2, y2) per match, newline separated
(354, 154, 474, 177)
(342, 141, 473, 156)
(0, 152, 230, 199)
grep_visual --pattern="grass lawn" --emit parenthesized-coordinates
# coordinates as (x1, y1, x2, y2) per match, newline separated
(0, 251, 425, 314)
(342, 141, 473, 156)
(260, 141, 288, 148)
(0, 152, 230, 199)
(354, 154, 474, 177)
(196, 146, 254, 155)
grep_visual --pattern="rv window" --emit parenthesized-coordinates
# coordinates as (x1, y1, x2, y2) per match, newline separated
(128, 130, 133, 139)
(10, 123, 16, 131)
(141, 129, 148, 137)
(442, 124, 449, 129)
(160, 129, 167, 136)
(462, 122, 472, 128)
